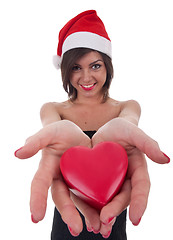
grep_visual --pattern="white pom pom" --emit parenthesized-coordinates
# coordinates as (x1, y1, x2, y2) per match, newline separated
(53, 55, 62, 69)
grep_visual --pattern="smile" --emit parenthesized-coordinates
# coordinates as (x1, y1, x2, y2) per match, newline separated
(80, 83, 96, 91)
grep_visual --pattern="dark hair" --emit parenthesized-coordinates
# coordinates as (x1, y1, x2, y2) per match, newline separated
(61, 48, 114, 102)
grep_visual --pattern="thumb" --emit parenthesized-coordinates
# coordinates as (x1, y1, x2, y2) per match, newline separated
(14, 125, 55, 159)
(129, 126, 170, 164)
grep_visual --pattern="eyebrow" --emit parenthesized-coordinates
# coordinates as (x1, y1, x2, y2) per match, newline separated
(74, 59, 103, 67)
(89, 59, 104, 66)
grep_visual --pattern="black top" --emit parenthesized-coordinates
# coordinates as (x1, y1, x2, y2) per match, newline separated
(51, 131, 127, 240)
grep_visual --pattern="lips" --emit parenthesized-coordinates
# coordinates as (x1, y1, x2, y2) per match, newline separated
(80, 83, 96, 91)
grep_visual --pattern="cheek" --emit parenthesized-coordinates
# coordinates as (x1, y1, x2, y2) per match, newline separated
(69, 75, 76, 87)
(100, 66, 107, 79)
(99, 71, 107, 84)
(70, 73, 80, 85)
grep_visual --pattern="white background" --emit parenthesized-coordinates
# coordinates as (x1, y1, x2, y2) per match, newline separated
(0, 0, 172, 239)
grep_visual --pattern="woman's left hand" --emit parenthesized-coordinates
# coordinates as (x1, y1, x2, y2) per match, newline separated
(72, 118, 170, 238)
(97, 149, 149, 238)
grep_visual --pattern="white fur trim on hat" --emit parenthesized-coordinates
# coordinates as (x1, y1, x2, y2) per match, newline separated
(53, 55, 62, 69)
(62, 32, 112, 58)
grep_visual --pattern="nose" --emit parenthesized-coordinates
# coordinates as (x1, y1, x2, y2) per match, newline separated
(81, 69, 92, 83)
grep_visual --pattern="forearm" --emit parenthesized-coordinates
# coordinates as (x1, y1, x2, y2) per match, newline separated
(118, 115, 139, 126)
(40, 102, 61, 126)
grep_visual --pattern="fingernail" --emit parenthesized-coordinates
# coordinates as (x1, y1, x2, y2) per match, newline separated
(86, 226, 93, 232)
(102, 230, 111, 238)
(133, 217, 141, 226)
(14, 147, 23, 157)
(162, 152, 170, 163)
(102, 216, 116, 225)
(108, 216, 116, 224)
(31, 214, 39, 224)
(93, 228, 100, 234)
(68, 226, 79, 237)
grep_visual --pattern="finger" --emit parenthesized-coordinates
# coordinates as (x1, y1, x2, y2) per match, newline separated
(70, 192, 101, 233)
(129, 124, 170, 164)
(100, 179, 131, 225)
(99, 218, 116, 238)
(99, 180, 131, 237)
(14, 121, 92, 159)
(51, 178, 83, 236)
(14, 124, 57, 159)
(30, 152, 60, 222)
(30, 168, 50, 222)
(128, 149, 150, 225)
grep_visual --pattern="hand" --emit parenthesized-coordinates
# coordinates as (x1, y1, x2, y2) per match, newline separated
(15, 118, 170, 238)
(15, 120, 91, 234)
(91, 118, 169, 236)
(92, 118, 170, 164)
(71, 118, 170, 237)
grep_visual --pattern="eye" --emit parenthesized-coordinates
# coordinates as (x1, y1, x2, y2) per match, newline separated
(91, 64, 101, 70)
(72, 65, 81, 71)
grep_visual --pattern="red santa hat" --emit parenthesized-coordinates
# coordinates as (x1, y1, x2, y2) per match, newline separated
(53, 10, 112, 69)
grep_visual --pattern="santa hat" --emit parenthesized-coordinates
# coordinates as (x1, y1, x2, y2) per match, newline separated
(53, 10, 112, 69)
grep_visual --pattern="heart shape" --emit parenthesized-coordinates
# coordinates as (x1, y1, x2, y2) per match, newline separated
(60, 142, 128, 210)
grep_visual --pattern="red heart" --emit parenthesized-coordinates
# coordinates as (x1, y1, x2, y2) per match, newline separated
(60, 142, 128, 210)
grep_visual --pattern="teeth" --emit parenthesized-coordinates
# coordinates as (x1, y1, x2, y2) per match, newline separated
(82, 83, 95, 88)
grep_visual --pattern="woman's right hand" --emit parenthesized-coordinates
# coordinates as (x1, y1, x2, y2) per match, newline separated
(15, 120, 91, 235)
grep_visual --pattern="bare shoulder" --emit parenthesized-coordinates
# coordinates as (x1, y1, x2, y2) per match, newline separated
(108, 98, 141, 125)
(119, 99, 141, 125)
(120, 99, 141, 112)
(40, 101, 69, 114)
(107, 98, 140, 110)
(106, 98, 122, 108)
(40, 101, 70, 125)
(40, 102, 59, 115)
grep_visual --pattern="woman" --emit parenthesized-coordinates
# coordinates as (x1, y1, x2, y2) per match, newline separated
(15, 10, 170, 239)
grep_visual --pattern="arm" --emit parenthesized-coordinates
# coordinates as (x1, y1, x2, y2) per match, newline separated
(87, 99, 169, 237)
(15, 102, 91, 236)
(118, 100, 141, 125)
(92, 99, 141, 147)
(40, 102, 61, 126)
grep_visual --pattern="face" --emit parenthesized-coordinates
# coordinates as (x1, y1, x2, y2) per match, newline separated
(70, 51, 107, 100)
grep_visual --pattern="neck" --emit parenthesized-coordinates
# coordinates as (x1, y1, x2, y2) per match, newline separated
(74, 94, 105, 106)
